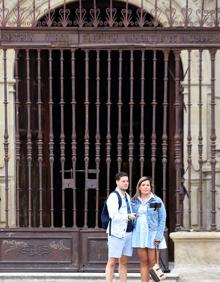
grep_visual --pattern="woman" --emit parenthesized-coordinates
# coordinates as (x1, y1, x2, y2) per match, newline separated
(131, 176, 167, 282)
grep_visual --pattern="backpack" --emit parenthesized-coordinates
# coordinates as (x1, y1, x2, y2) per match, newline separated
(101, 190, 122, 230)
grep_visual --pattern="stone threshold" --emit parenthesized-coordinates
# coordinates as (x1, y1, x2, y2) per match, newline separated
(0, 272, 179, 281)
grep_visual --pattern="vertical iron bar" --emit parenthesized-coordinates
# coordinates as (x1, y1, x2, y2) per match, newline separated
(198, 49, 203, 229)
(125, 0, 128, 27)
(60, 49, 65, 228)
(169, 0, 172, 27)
(106, 50, 111, 196)
(95, 50, 101, 228)
(109, 0, 113, 27)
(129, 50, 134, 194)
(162, 50, 169, 206)
(210, 49, 217, 231)
(79, 0, 83, 27)
(15, 49, 20, 227)
(139, 50, 145, 177)
(154, 0, 158, 24)
(185, 0, 189, 28)
(117, 50, 123, 172)
(62, 0, 66, 27)
(215, 0, 219, 27)
(84, 50, 89, 228)
(93, 0, 97, 27)
(140, 0, 144, 27)
(37, 49, 43, 227)
(2, 0, 5, 26)
(174, 49, 181, 231)
(71, 49, 77, 228)
(151, 50, 157, 185)
(49, 49, 54, 228)
(3, 49, 9, 228)
(16, 0, 20, 27)
(32, 0, 36, 26)
(47, 0, 50, 26)
(187, 50, 192, 229)
(201, 0, 204, 27)
(26, 49, 32, 228)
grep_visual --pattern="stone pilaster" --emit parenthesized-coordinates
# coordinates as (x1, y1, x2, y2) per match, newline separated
(170, 232, 220, 282)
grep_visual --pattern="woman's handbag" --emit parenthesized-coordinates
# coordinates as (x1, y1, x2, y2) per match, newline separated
(149, 245, 166, 281)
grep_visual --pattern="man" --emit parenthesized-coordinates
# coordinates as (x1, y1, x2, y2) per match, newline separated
(105, 172, 136, 282)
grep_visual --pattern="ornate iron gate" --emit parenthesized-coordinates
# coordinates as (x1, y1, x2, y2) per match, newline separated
(0, 0, 219, 271)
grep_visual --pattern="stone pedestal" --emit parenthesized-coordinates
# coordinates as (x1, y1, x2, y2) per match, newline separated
(170, 232, 220, 282)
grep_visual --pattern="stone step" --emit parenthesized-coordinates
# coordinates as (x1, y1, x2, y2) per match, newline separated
(0, 272, 179, 282)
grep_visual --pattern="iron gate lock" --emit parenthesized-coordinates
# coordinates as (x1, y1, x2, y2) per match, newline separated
(63, 178, 74, 189)
(85, 178, 97, 190)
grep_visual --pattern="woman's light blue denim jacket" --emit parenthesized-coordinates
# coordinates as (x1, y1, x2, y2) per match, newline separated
(131, 194, 166, 242)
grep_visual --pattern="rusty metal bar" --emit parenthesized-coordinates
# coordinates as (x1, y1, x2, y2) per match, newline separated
(184, 0, 189, 28)
(162, 50, 169, 206)
(123, 0, 129, 27)
(47, 0, 52, 27)
(84, 50, 89, 228)
(174, 49, 181, 231)
(139, 0, 144, 27)
(129, 50, 134, 194)
(200, 0, 205, 27)
(151, 50, 157, 185)
(3, 49, 9, 228)
(31, 0, 37, 27)
(139, 49, 145, 177)
(79, 0, 83, 28)
(71, 49, 77, 228)
(187, 50, 192, 229)
(209, 49, 217, 231)
(37, 49, 43, 227)
(48, 49, 54, 228)
(15, 49, 20, 227)
(92, 0, 98, 27)
(1, 0, 5, 27)
(198, 49, 204, 229)
(107, 0, 116, 27)
(26, 49, 32, 228)
(60, 49, 65, 228)
(59, 0, 68, 27)
(215, 0, 219, 27)
(106, 50, 111, 196)
(117, 50, 123, 172)
(16, 0, 21, 27)
(95, 49, 101, 228)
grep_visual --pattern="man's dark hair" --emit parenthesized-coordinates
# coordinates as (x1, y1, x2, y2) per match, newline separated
(115, 171, 128, 181)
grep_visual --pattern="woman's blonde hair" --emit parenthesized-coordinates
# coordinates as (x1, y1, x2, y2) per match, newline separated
(132, 176, 154, 199)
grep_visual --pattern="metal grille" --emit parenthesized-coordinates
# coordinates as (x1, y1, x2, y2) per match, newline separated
(0, 0, 219, 234)
(0, 0, 220, 28)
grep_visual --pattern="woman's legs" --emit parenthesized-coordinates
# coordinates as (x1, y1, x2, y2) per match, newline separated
(147, 248, 157, 269)
(137, 248, 149, 282)
(137, 248, 157, 282)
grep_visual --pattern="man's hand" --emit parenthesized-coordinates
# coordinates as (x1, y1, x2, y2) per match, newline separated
(128, 213, 136, 220)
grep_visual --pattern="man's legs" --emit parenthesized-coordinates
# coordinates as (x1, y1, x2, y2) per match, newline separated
(106, 257, 117, 282)
(118, 255, 128, 282)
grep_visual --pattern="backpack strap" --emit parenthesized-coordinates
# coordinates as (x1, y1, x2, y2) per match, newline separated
(109, 190, 122, 235)
(114, 190, 122, 210)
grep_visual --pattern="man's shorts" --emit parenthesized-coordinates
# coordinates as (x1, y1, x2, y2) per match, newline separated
(107, 232, 133, 258)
